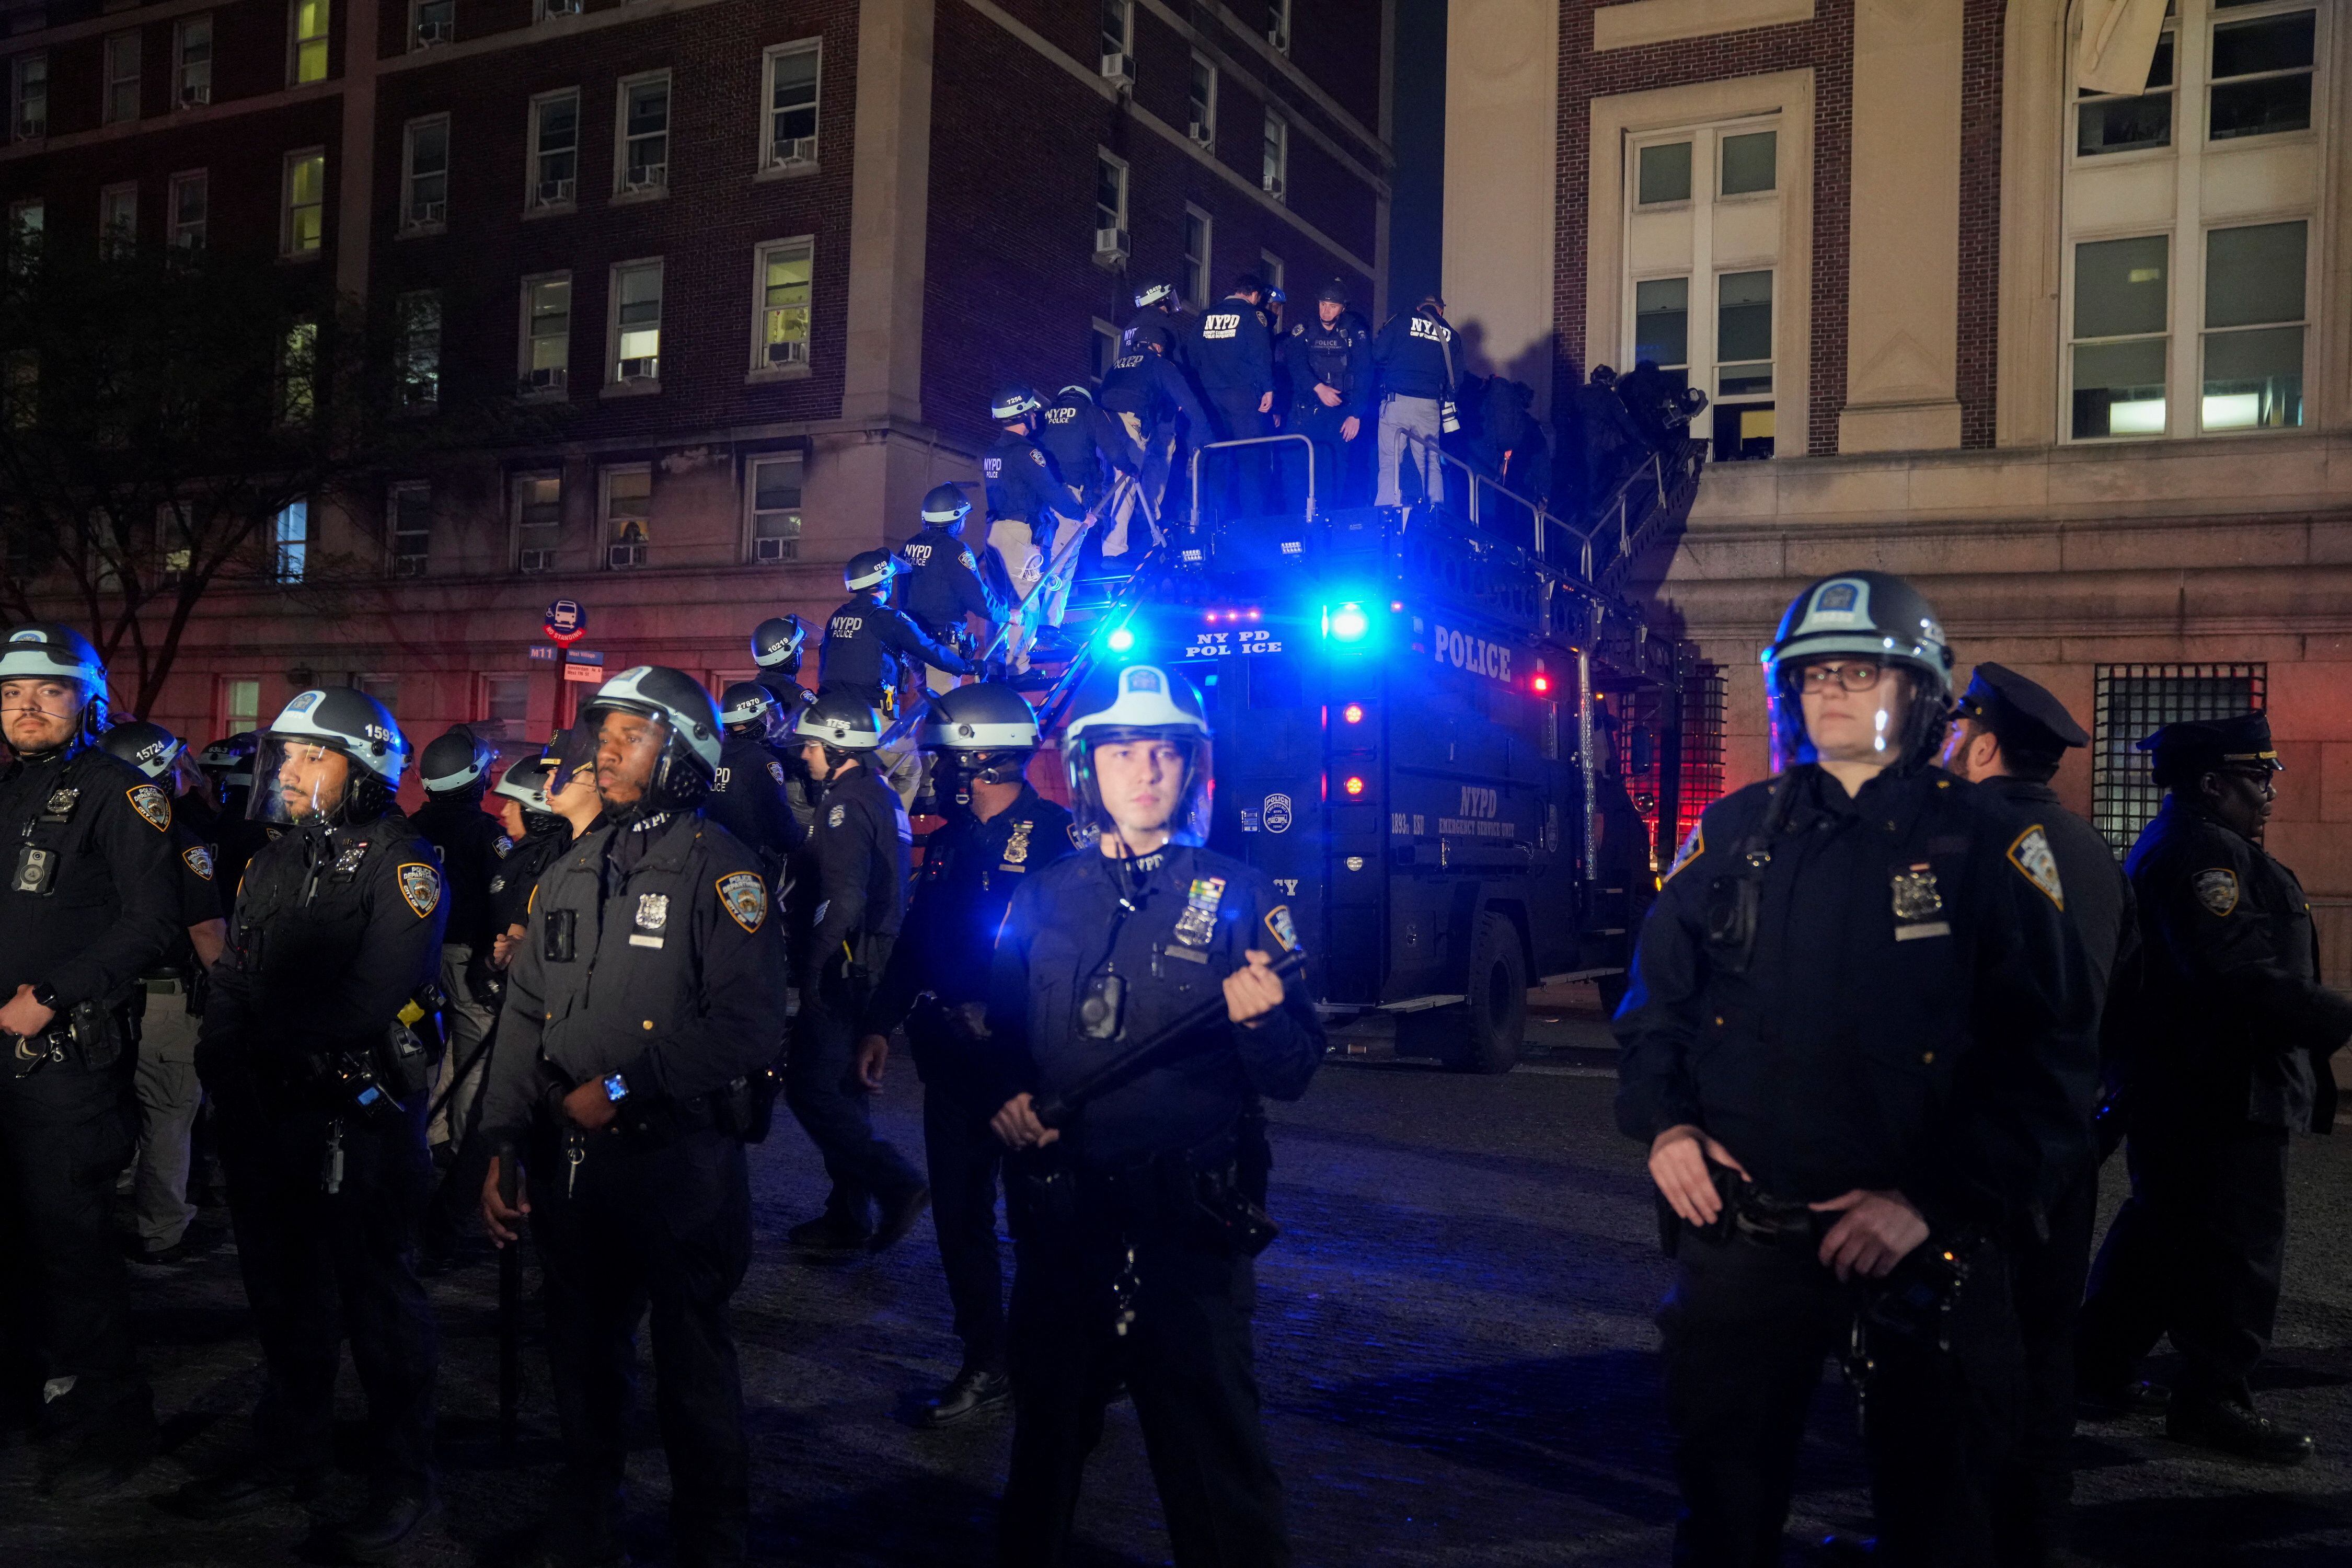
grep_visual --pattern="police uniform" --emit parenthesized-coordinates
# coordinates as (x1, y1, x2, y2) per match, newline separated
(196, 802, 448, 1513)
(1191, 293, 1279, 517)
(126, 786, 226, 1261)
(786, 760, 927, 1242)
(862, 783, 1074, 1386)
(413, 789, 512, 1152)
(1616, 757, 2096, 1565)
(2076, 714, 2351, 1456)
(990, 840, 1323, 1566)
(488, 823, 568, 943)
(1370, 305, 1455, 506)
(1036, 387, 1140, 511)
(0, 736, 181, 1470)
(1098, 338, 1210, 545)
(900, 521, 1002, 646)
(817, 592, 971, 713)
(705, 731, 802, 882)
(984, 426, 1083, 614)
(1282, 308, 1371, 511)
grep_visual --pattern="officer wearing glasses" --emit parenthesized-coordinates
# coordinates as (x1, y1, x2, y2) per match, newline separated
(1615, 571, 2096, 1566)
(2076, 712, 2352, 1465)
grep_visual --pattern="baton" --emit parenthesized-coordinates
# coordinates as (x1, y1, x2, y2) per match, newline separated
(1033, 951, 1306, 1128)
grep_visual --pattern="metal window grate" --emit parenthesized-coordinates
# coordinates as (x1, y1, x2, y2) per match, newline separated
(2091, 663, 2265, 857)
(1677, 666, 1726, 840)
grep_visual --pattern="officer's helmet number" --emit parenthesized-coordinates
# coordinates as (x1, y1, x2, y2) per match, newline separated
(1185, 630, 1283, 658)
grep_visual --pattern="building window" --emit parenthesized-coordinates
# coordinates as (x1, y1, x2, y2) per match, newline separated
(2091, 663, 2265, 855)
(616, 74, 670, 196)
(1267, 0, 1291, 55)
(752, 237, 812, 372)
(2209, 5, 2313, 141)
(169, 172, 207, 248)
(602, 466, 651, 569)
(103, 31, 141, 124)
(1094, 148, 1127, 262)
(2069, 235, 2169, 439)
(763, 42, 819, 170)
(2078, 22, 2175, 155)
(528, 90, 578, 210)
(1187, 53, 1217, 147)
(1091, 317, 1120, 382)
(514, 471, 562, 572)
(2201, 220, 2304, 430)
(1262, 111, 1287, 200)
(397, 291, 440, 408)
(389, 482, 430, 575)
(1183, 204, 1212, 310)
(411, 0, 453, 50)
(220, 677, 260, 736)
(291, 0, 330, 86)
(278, 317, 316, 423)
(356, 674, 399, 711)
(1100, 0, 1133, 76)
(610, 259, 662, 385)
(8, 199, 42, 274)
(480, 674, 530, 734)
(274, 499, 309, 582)
(747, 454, 802, 562)
(11, 54, 45, 141)
(283, 149, 326, 256)
(402, 116, 448, 232)
(99, 183, 136, 253)
(175, 16, 213, 108)
(521, 272, 570, 394)
(536, 0, 582, 20)
(1260, 249, 1285, 297)
(1624, 119, 1783, 461)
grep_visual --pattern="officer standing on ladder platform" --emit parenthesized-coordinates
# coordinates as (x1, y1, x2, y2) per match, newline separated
(748, 617, 821, 837)
(818, 551, 973, 715)
(857, 683, 1075, 1427)
(987, 662, 1323, 1568)
(983, 386, 1086, 627)
(899, 485, 1006, 683)
(1190, 273, 1280, 516)
(1612, 571, 2095, 1566)
(478, 666, 787, 1568)
(1283, 279, 1372, 513)
(174, 686, 447, 1560)
(0, 625, 181, 1498)
(1371, 295, 1456, 508)
(1097, 323, 1209, 560)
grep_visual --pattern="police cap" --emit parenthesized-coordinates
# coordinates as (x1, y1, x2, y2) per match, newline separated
(2138, 711, 2281, 788)
(1316, 279, 1348, 306)
(1956, 664, 2086, 770)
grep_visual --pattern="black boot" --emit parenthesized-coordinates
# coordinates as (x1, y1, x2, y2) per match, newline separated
(163, 1453, 330, 1519)
(2166, 1397, 2314, 1465)
(923, 1367, 1010, 1427)
(325, 1483, 436, 1563)
(869, 1185, 932, 1253)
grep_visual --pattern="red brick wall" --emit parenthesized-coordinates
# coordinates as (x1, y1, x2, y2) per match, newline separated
(1956, 0, 2002, 450)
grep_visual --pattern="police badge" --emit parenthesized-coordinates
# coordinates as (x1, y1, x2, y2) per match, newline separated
(125, 783, 173, 833)
(1890, 862, 1950, 941)
(768, 760, 787, 786)
(630, 892, 670, 948)
(1001, 820, 1032, 870)
(717, 871, 767, 933)
(397, 862, 442, 918)
(335, 840, 372, 875)
(2192, 867, 2240, 918)
(1172, 876, 1226, 948)
(40, 787, 79, 822)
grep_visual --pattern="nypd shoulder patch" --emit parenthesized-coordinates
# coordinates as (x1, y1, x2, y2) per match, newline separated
(1068, 822, 1091, 850)
(2192, 867, 2240, 918)
(181, 844, 215, 881)
(126, 783, 173, 833)
(717, 871, 768, 933)
(827, 803, 846, 829)
(1662, 822, 1705, 885)
(1264, 903, 1300, 953)
(397, 862, 443, 919)
(2006, 826, 2066, 911)
(494, 834, 513, 859)
(767, 759, 786, 786)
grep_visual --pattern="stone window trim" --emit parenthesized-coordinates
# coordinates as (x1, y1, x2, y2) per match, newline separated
(746, 234, 815, 383)
(756, 38, 821, 179)
(524, 88, 581, 216)
(612, 70, 671, 203)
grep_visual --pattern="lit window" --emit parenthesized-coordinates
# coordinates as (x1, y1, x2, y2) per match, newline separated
(99, 183, 137, 254)
(1095, 149, 1127, 260)
(1262, 112, 1288, 200)
(274, 500, 309, 582)
(2077, 26, 2174, 155)
(402, 116, 448, 230)
(2200, 220, 2304, 431)
(175, 17, 213, 108)
(283, 149, 326, 256)
(748, 454, 802, 562)
(618, 76, 670, 195)
(11, 54, 47, 140)
(1187, 54, 1217, 147)
(611, 259, 662, 384)
(764, 43, 820, 169)
(389, 483, 431, 576)
(222, 677, 261, 734)
(2070, 235, 2169, 438)
(529, 91, 579, 209)
(279, 317, 316, 424)
(2208, 7, 2313, 142)
(754, 238, 812, 371)
(103, 31, 141, 125)
(411, 0, 453, 50)
(398, 291, 440, 409)
(521, 273, 571, 394)
(292, 0, 330, 86)
(514, 472, 562, 572)
(603, 467, 651, 569)
(1183, 205, 1212, 310)
(170, 172, 207, 249)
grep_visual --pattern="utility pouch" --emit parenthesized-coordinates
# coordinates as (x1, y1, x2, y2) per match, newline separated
(711, 1058, 782, 1145)
(542, 907, 577, 964)
(377, 1023, 433, 1103)
(1189, 1159, 1279, 1257)
(68, 999, 123, 1071)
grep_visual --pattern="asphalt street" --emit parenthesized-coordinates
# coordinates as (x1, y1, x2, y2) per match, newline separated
(4, 994, 2349, 1566)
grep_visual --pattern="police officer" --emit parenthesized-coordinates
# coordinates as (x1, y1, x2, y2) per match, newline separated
(818, 550, 973, 714)
(486, 728, 605, 973)
(710, 682, 804, 881)
(1125, 279, 1199, 367)
(984, 385, 1086, 617)
(1191, 274, 1281, 518)
(1935, 664, 2138, 1563)
(478, 667, 787, 1568)
(99, 720, 229, 1269)
(196, 730, 273, 891)
(175, 687, 446, 1557)
(1371, 295, 1457, 507)
(1098, 323, 1210, 556)
(1613, 572, 2096, 1566)
(1037, 384, 1140, 514)
(0, 626, 180, 1495)
(781, 693, 929, 1253)
(856, 684, 1073, 1425)
(900, 484, 1006, 673)
(987, 662, 1322, 1567)
(748, 617, 821, 837)
(1283, 280, 1372, 513)
(413, 725, 511, 1189)
(2075, 712, 2350, 1464)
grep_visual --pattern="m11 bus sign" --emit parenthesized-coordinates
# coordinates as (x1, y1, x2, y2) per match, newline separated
(545, 598, 587, 647)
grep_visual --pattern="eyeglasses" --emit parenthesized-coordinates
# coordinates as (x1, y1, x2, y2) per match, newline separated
(1795, 661, 1884, 694)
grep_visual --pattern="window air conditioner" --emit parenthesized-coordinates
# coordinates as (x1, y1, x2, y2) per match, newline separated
(1269, 25, 1289, 53)
(180, 84, 210, 106)
(607, 543, 646, 569)
(16, 119, 43, 140)
(766, 339, 808, 368)
(1094, 225, 1128, 261)
(411, 199, 446, 225)
(753, 536, 792, 562)
(618, 356, 659, 382)
(415, 19, 451, 46)
(1263, 173, 1285, 200)
(527, 366, 567, 391)
(520, 549, 554, 573)
(1100, 52, 1134, 88)
(624, 164, 666, 192)
(1187, 120, 1212, 147)
(770, 136, 815, 169)
(536, 177, 575, 205)
(542, 0, 580, 14)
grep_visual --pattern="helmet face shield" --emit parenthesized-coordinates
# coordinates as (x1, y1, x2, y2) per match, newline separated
(1066, 729, 1211, 848)
(250, 734, 355, 823)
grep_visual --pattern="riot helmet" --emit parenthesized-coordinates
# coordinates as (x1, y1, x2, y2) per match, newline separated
(990, 384, 1042, 424)
(920, 484, 972, 527)
(794, 691, 883, 755)
(1316, 279, 1350, 306)
(923, 681, 1040, 787)
(845, 549, 897, 593)
(719, 680, 783, 743)
(1061, 662, 1212, 848)
(580, 665, 723, 813)
(0, 622, 111, 750)
(253, 687, 410, 824)
(1760, 571, 1956, 772)
(1055, 384, 1094, 404)
(1129, 321, 1172, 353)
(419, 723, 494, 798)
(197, 731, 258, 789)
(100, 719, 185, 781)
(492, 753, 563, 836)
(1133, 281, 1176, 311)
(752, 614, 807, 675)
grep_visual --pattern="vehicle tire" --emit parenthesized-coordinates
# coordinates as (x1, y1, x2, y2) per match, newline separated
(1446, 910, 1528, 1075)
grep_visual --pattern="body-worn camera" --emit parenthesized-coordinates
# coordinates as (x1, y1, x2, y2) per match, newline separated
(1079, 973, 1126, 1040)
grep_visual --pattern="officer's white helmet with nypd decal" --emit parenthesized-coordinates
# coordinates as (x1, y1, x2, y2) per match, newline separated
(920, 484, 972, 526)
(253, 686, 410, 822)
(794, 691, 883, 753)
(0, 622, 112, 740)
(581, 665, 724, 810)
(1760, 570, 1956, 770)
(844, 549, 897, 593)
(923, 682, 1041, 786)
(1062, 662, 1213, 847)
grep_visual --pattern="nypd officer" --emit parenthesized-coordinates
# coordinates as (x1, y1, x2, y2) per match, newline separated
(1614, 572, 2096, 1566)
(984, 385, 1085, 616)
(478, 667, 786, 1568)
(1936, 664, 2137, 1561)
(1125, 280, 1199, 365)
(0, 625, 180, 1495)
(987, 662, 1322, 1567)
(1037, 384, 1141, 514)
(1098, 323, 1210, 556)
(818, 551, 972, 716)
(486, 729, 604, 972)
(747, 618, 821, 836)
(710, 683, 804, 881)
(781, 693, 929, 1254)
(899, 484, 1006, 672)
(195, 730, 272, 890)
(2076, 712, 2351, 1463)
(857, 683, 1074, 1425)
(1283, 280, 1372, 512)
(176, 687, 447, 1558)
(1191, 274, 1280, 517)
(98, 720, 230, 1269)
(413, 725, 511, 1192)
(1370, 296, 1456, 507)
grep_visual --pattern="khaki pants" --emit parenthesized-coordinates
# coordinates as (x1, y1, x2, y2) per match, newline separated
(428, 944, 495, 1150)
(1376, 394, 1445, 506)
(132, 992, 202, 1251)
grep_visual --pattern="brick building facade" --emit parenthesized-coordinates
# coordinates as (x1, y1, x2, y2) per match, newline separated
(0, 0, 1391, 779)
(1445, 0, 2352, 969)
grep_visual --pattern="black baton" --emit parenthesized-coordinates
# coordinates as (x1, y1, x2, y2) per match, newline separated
(1033, 951, 1306, 1128)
